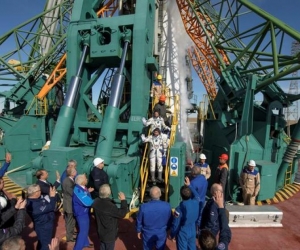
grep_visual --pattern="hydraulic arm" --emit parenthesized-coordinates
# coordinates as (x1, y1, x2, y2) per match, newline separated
(38, 0, 158, 203)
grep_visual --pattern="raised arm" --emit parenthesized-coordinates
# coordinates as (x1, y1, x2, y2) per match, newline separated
(206, 165, 211, 179)
(215, 191, 231, 250)
(141, 134, 152, 143)
(0, 153, 11, 177)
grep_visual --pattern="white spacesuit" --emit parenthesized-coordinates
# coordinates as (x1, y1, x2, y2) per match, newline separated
(141, 128, 169, 182)
(142, 111, 170, 133)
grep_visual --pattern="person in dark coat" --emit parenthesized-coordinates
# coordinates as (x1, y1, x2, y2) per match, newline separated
(214, 154, 229, 196)
(0, 198, 26, 246)
(62, 167, 77, 242)
(200, 184, 224, 236)
(198, 190, 231, 250)
(36, 169, 61, 199)
(26, 184, 57, 250)
(92, 184, 127, 250)
(0, 177, 17, 228)
(136, 186, 172, 250)
(153, 95, 172, 126)
(90, 158, 109, 197)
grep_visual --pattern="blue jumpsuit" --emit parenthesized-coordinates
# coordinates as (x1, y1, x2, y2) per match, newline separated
(72, 185, 94, 250)
(200, 198, 219, 236)
(136, 200, 172, 250)
(170, 198, 199, 250)
(26, 196, 56, 250)
(190, 174, 208, 226)
(0, 162, 10, 177)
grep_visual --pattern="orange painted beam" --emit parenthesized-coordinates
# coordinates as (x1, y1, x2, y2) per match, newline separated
(176, 0, 230, 99)
(37, 54, 67, 100)
(37, 1, 119, 100)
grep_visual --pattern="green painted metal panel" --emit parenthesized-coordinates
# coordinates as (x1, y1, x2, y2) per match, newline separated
(255, 161, 279, 200)
(169, 142, 186, 208)
(42, 147, 84, 187)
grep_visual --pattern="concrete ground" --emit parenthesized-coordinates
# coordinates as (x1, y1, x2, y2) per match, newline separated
(21, 191, 300, 249)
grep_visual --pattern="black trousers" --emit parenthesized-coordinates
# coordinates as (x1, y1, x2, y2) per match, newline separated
(100, 241, 115, 250)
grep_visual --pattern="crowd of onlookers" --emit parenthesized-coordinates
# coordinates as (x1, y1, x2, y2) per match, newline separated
(0, 153, 136, 250)
(0, 156, 115, 250)
(135, 152, 232, 250)
(0, 146, 261, 250)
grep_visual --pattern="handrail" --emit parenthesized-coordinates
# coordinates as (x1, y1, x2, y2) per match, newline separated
(140, 90, 180, 202)
(140, 129, 151, 203)
(164, 94, 179, 201)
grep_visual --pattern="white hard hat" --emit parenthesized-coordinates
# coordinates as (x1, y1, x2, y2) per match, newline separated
(93, 157, 104, 166)
(199, 153, 206, 160)
(248, 160, 256, 167)
(0, 197, 7, 209)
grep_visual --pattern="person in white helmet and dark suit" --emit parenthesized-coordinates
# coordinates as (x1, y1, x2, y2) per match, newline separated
(90, 158, 109, 198)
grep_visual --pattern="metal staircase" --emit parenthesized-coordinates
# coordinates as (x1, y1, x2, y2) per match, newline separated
(140, 92, 179, 203)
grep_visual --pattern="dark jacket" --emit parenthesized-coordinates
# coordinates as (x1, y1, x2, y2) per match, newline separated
(92, 198, 127, 243)
(26, 197, 56, 226)
(90, 167, 109, 194)
(200, 198, 219, 236)
(153, 102, 171, 122)
(0, 192, 17, 229)
(62, 177, 75, 213)
(0, 200, 17, 228)
(214, 164, 228, 194)
(216, 208, 231, 250)
(0, 209, 26, 245)
(36, 179, 60, 197)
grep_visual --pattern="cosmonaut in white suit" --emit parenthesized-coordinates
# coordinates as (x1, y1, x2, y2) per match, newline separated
(141, 128, 170, 182)
(142, 110, 170, 133)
